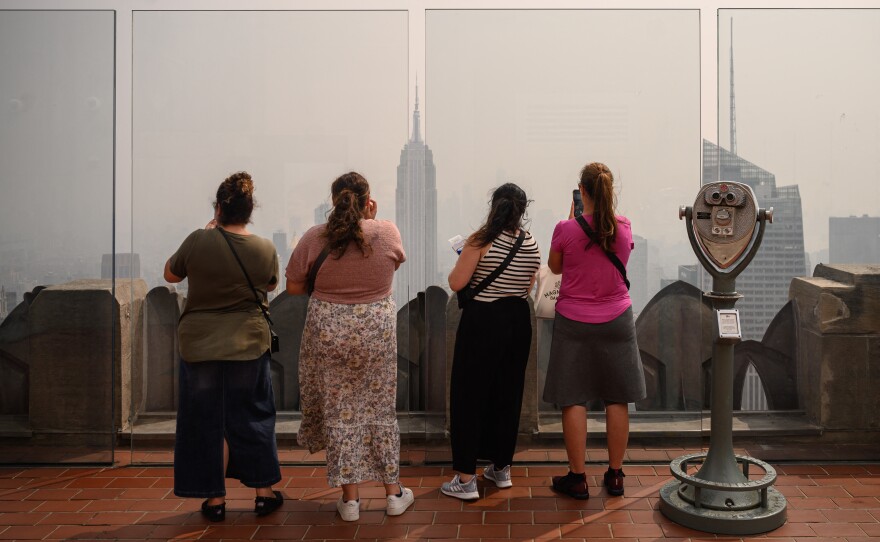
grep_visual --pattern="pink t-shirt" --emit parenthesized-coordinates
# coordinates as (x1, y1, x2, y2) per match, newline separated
(550, 215, 634, 324)
(286, 220, 406, 304)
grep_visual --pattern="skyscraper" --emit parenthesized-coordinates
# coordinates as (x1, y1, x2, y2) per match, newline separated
(701, 140, 806, 340)
(394, 84, 438, 306)
(699, 22, 807, 341)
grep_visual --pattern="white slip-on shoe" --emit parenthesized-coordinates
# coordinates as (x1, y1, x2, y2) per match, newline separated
(483, 464, 513, 488)
(336, 497, 360, 521)
(386, 484, 415, 516)
(440, 474, 480, 500)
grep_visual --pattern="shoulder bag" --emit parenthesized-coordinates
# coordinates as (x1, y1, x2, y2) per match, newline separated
(217, 228, 280, 353)
(306, 246, 332, 296)
(575, 215, 630, 290)
(456, 230, 526, 310)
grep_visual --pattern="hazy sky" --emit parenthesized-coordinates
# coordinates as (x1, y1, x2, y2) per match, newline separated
(2, 7, 879, 294)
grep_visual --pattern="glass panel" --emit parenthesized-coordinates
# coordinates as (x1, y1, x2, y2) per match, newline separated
(427, 9, 702, 455)
(0, 10, 115, 463)
(718, 9, 880, 460)
(131, 11, 410, 461)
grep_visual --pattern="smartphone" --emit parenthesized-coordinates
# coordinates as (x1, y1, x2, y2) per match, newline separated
(572, 189, 584, 217)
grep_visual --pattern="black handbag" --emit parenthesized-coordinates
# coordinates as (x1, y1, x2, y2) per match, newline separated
(217, 228, 280, 353)
(456, 230, 526, 309)
(575, 215, 630, 290)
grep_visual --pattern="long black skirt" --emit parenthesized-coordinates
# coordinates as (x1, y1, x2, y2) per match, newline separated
(449, 296, 532, 474)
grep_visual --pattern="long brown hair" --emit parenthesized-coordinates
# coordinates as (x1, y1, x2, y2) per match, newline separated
(323, 171, 372, 258)
(580, 162, 617, 252)
(469, 183, 530, 247)
(214, 171, 255, 226)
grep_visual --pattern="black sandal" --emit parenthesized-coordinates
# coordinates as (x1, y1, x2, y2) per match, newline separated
(200, 500, 226, 522)
(254, 490, 284, 516)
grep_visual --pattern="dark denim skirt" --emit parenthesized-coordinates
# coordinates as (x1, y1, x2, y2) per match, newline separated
(173, 352, 281, 498)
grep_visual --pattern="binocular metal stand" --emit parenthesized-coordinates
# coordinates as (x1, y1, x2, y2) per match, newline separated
(659, 183, 786, 535)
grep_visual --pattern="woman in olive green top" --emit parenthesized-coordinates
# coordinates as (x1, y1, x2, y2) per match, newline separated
(164, 172, 283, 522)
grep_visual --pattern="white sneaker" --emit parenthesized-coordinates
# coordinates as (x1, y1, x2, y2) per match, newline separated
(386, 485, 414, 516)
(440, 474, 480, 500)
(483, 464, 513, 488)
(336, 497, 360, 521)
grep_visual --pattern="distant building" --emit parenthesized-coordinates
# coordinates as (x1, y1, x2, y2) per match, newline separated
(272, 231, 290, 284)
(101, 253, 141, 280)
(629, 235, 648, 314)
(702, 140, 806, 341)
(314, 202, 331, 226)
(830, 215, 880, 264)
(0, 285, 6, 318)
(678, 264, 699, 288)
(394, 84, 438, 306)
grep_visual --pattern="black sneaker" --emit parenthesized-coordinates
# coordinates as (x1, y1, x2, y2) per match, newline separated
(551, 471, 589, 500)
(603, 467, 625, 496)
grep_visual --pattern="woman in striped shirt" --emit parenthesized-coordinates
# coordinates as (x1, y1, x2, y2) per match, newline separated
(441, 183, 542, 500)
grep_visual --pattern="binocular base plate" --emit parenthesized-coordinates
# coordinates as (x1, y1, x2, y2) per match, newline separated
(659, 480, 787, 535)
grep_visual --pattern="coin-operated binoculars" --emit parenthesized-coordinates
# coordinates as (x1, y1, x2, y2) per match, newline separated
(659, 181, 786, 535)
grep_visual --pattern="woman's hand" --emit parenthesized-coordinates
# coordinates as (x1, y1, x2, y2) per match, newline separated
(364, 199, 378, 220)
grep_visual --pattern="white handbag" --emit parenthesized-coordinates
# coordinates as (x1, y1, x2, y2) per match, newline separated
(533, 265, 562, 319)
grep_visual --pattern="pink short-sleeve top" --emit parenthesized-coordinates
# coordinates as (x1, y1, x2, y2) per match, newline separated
(550, 215, 634, 324)
(286, 219, 406, 304)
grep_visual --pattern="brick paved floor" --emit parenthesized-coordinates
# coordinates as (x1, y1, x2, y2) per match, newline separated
(0, 446, 879, 541)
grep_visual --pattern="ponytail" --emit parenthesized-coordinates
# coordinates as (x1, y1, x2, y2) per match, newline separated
(324, 172, 372, 257)
(579, 162, 617, 252)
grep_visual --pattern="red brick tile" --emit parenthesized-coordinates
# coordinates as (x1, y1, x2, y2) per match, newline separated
(832, 497, 880, 509)
(412, 498, 461, 511)
(85, 511, 145, 525)
(458, 523, 508, 537)
(434, 511, 484, 524)
(24, 489, 80, 501)
(786, 497, 838, 509)
(0, 512, 49, 526)
(103, 524, 158, 539)
(821, 508, 877, 522)
(809, 522, 868, 537)
(0, 501, 39, 513)
(63, 477, 112, 489)
(510, 524, 562, 539)
(305, 524, 359, 538)
(800, 485, 853, 497)
(759, 521, 817, 537)
(44, 524, 105, 539)
(610, 522, 665, 537)
(0, 525, 58, 539)
(71, 488, 124, 500)
(858, 522, 880, 537)
(80, 499, 132, 512)
(484, 510, 533, 523)
(509, 496, 557, 510)
(405, 523, 459, 538)
(786, 508, 828, 522)
(148, 525, 207, 539)
(533, 510, 583, 524)
(35, 512, 94, 525)
(354, 524, 409, 539)
(561, 521, 613, 538)
(199, 525, 260, 539)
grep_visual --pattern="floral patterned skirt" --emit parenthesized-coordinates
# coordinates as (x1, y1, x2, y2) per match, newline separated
(297, 295, 401, 487)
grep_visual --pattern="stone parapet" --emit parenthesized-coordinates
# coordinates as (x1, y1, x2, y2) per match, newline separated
(28, 279, 146, 435)
(790, 264, 880, 435)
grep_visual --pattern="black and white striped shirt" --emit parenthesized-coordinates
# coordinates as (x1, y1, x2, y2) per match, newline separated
(468, 230, 542, 302)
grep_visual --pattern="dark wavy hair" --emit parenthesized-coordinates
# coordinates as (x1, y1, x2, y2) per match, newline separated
(214, 171, 255, 225)
(323, 171, 372, 258)
(580, 162, 617, 252)
(468, 183, 530, 247)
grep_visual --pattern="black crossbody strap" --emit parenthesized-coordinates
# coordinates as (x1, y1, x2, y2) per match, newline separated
(470, 230, 526, 297)
(575, 215, 630, 290)
(306, 246, 332, 296)
(217, 228, 275, 326)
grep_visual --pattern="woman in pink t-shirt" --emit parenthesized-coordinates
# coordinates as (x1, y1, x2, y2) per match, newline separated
(285, 172, 412, 522)
(543, 162, 646, 500)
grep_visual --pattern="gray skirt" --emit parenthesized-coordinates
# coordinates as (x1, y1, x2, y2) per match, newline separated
(542, 306, 646, 407)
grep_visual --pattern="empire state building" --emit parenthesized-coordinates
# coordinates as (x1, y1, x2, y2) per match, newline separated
(394, 86, 438, 306)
